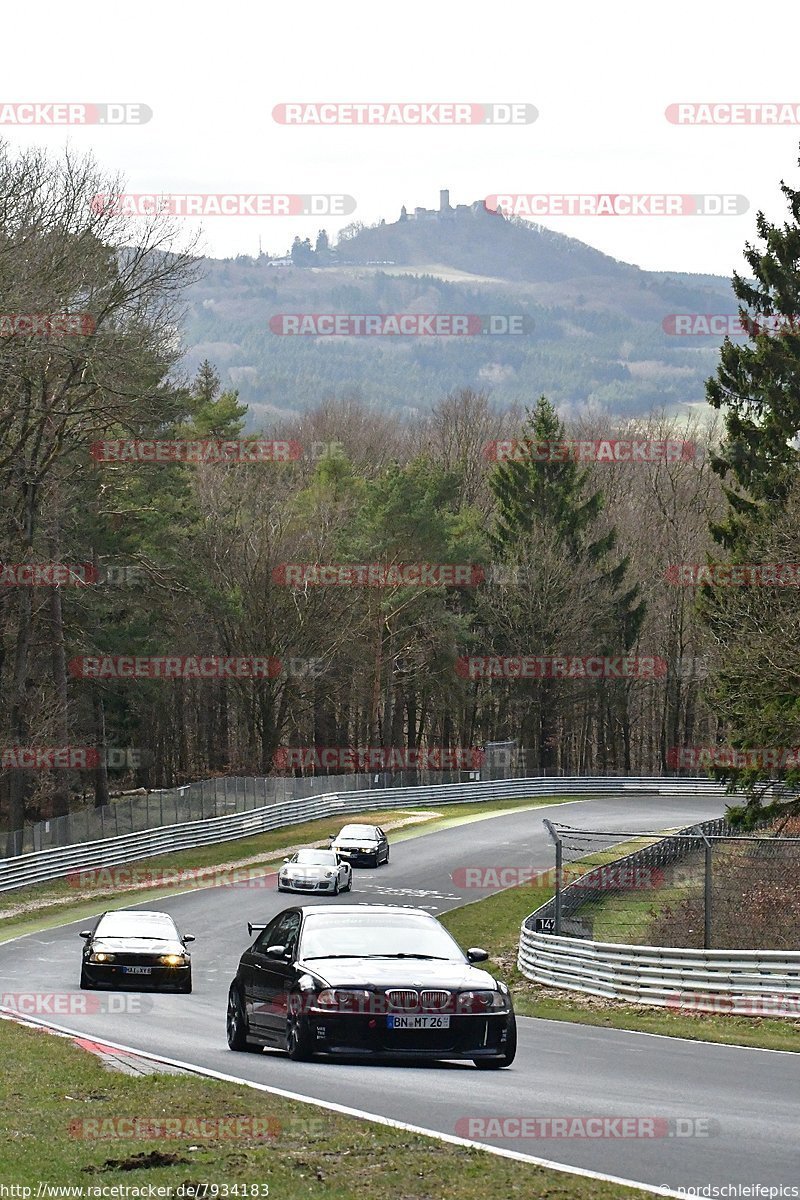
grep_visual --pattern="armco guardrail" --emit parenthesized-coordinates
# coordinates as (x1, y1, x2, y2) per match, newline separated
(518, 807, 800, 1015)
(0, 775, 727, 893)
(517, 932, 800, 1016)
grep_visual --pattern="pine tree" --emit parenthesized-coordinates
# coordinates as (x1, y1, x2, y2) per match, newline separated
(487, 397, 645, 770)
(707, 155, 800, 552)
(700, 151, 800, 819)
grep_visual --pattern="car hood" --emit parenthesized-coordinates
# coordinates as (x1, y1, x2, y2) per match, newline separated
(298, 957, 497, 990)
(89, 937, 185, 955)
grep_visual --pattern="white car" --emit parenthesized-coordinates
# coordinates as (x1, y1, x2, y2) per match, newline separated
(278, 849, 352, 895)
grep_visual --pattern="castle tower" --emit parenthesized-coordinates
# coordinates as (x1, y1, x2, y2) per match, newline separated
(439, 189, 451, 213)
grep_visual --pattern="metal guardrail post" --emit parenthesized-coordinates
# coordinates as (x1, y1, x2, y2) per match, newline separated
(543, 819, 562, 936)
(693, 825, 713, 950)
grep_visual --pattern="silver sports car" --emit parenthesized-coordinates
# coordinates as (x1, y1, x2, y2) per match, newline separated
(278, 849, 353, 895)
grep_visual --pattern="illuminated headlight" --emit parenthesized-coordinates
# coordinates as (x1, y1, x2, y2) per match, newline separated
(457, 989, 509, 1013)
(159, 954, 186, 967)
(90, 952, 115, 963)
(314, 988, 371, 1012)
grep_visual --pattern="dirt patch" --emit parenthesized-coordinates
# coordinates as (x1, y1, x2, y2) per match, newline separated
(86, 1151, 190, 1173)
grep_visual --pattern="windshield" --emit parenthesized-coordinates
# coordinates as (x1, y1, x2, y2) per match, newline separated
(294, 850, 337, 866)
(337, 825, 377, 841)
(95, 912, 177, 939)
(300, 911, 465, 961)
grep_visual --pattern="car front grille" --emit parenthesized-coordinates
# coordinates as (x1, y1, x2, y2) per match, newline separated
(385, 989, 453, 1012)
(420, 989, 451, 1010)
(386, 989, 419, 1011)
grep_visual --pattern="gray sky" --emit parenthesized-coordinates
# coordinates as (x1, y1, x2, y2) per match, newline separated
(5, 0, 800, 276)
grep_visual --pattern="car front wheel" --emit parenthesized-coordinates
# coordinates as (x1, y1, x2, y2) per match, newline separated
(285, 1007, 314, 1061)
(473, 1016, 517, 1069)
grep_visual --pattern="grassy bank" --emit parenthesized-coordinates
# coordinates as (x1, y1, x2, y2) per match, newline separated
(0, 1018, 643, 1198)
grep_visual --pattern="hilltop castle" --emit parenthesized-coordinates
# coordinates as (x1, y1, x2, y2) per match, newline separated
(398, 189, 500, 222)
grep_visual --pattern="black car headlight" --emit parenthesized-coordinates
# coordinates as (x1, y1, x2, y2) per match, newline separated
(89, 952, 115, 963)
(159, 954, 187, 966)
(313, 988, 372, 1013)
(457, 989, 509, 1013)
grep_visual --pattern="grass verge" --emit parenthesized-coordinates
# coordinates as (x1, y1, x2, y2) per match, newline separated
(0, 1018, 643, 1197)
(0, 796, 580, 945)
(439, 875, 800, 1054)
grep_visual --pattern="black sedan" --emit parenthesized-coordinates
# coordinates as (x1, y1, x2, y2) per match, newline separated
(329, 823, 389, 866)
(79, 909, 194, 992)
(226, 904, 516, 1067)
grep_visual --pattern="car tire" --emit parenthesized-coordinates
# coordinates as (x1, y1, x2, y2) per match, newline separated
(285, 1007, 314, 1061)
(79, 967, 94, 990)
(384, 847, 390, 864)
(473, 1016, 517, 1069)
(344, 875, 352, 892)
(226, 984, 259, 1052)
(332, 879, 340, 895)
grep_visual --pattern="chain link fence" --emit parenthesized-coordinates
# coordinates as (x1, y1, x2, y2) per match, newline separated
(538, 816, 800, 951)
(2, 768, 485, 857)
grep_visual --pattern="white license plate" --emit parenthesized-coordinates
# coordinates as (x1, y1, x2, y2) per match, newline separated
(122, 966, 152, 975)
(387, 1014, 450, 1029)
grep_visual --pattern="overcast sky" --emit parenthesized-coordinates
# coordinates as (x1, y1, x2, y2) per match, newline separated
(5, 0, 800, 277)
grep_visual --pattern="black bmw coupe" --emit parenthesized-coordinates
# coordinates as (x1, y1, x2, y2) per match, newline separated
(79, 909, 194, 992)
(226, 904, 516, 1067)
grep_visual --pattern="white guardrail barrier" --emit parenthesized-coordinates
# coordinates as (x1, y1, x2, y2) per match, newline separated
(0, 775, 726, 893)
(517, 930, 800, 1016)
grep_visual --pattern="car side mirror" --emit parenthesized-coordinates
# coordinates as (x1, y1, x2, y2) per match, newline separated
(265, 944, 286, 958)
(79, 930, 91, 939)
(283, 857, 291, 863)
(183, 934, 196, 943)
(467, 947, 489, 963)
